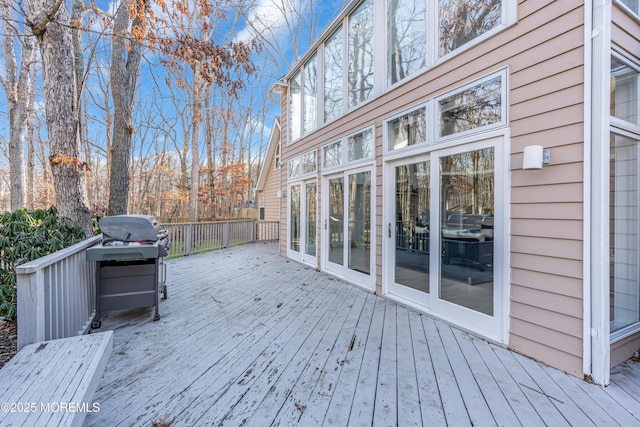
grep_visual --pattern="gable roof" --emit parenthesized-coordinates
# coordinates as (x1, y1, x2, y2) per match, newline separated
(254, 116, 281, 192)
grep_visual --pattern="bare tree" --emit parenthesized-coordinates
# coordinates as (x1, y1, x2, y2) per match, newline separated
(27, 0, 92, 235)
(108, 0, 146, 215)
(1, 1, 36, 210)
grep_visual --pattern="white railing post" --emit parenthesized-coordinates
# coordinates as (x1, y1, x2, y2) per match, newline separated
(223, 222, 230, 247)
(186, 223, 194, 256)
(16, 235, 101, 350)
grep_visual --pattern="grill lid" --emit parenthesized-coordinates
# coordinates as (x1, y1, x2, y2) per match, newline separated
(99, 215, 160, 242)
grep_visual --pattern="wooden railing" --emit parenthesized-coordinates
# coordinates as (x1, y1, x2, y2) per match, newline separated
(163, 220, 279, 257)
(16, 235, 102, 350)
(15, 221, 279, 349)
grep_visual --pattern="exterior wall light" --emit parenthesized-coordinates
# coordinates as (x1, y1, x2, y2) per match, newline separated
(522, 145, 551, 170)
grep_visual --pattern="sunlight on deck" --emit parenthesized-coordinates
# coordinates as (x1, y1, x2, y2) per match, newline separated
(85, 242, 640, 426)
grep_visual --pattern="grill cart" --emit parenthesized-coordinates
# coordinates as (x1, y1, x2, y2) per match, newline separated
(87, 215, 170, 328)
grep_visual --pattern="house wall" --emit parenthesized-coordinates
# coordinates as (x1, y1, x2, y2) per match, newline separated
(279, 97, 289, 256)
(260, 158, 283, 224)
(610, 2, 640, 368)
(278, 0, 587, 376)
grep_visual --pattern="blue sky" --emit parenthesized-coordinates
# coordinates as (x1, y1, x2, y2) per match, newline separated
(0, 0, 347, 178)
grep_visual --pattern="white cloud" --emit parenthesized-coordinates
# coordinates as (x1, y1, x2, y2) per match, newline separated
(235, 0, 299, 44)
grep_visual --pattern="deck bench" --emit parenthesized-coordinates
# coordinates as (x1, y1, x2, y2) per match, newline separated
(0, 331, 113, 427)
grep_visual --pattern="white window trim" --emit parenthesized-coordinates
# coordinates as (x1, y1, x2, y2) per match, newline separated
(274, 143, 281, 171)
(321, 125, 376, 173)
(288, 149, 318, 182)
(434, 68, 509, 144)
(611, 50, 640, 132)
(382, 130, 510, 344)
(321, 163, 377, 291)
(288, 1, 517, 132)
(303, 54, 319, 136)
(615, 0, 640, 22)
(382, 101, 431, 158)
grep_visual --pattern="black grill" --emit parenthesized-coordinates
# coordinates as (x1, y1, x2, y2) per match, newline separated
(87, 215, 170, 327)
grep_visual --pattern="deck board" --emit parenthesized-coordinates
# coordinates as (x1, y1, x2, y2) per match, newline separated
(84, 242, 640, 426)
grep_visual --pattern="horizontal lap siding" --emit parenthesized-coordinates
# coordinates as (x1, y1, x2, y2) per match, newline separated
(277, 0, 586, 375)
(612, 6, 640, 58)
(611, 5, 640, 368)
(279, 97, 288, 255)
(509, 1, 585, 376)
(262, 160, 282, 223)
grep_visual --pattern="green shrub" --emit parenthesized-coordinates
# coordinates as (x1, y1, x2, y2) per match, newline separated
(0, 207, 87, 318)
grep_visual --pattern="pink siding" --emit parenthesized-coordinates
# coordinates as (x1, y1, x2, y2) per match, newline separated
(612, 6, 640, 57)
(508, 1, 585, 376)
(277, 0, 588, 376)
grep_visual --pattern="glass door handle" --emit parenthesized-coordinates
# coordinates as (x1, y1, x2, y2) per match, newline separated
(388, 223, 391, 238)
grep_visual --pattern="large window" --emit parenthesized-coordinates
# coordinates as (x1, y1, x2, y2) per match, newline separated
(323, 127, 375, 169)
(288, 0, 511, 130)
(387, 0, 426, 85)
(289, 150, 317, 179)
(439, 0, 502, 57)
(289, 72, 302, 141)
(610, 54, 640, 337)
(438, 74, 503, 138)
(348, 0, 374, 107)
(304, 55, 318, 134)
(325, 29, 344, 123)
(610, 133, 640, 334)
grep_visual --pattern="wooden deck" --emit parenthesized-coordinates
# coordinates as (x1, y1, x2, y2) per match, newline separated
(85, 242, 640, 426)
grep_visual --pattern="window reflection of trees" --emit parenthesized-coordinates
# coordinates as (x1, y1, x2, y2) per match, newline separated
(348, 129, 374, 161)
(388, 108, 427, 150)
(290, 185, 301, 251)
(323, 142, 342, 168)
(388, 0, 426, 85)
(439, 0, 501, 56)
(441, 148, 494, 217)
(288, 158, 300, 178)
(302, 151, 316, 174)
(349, 0, 374, 107)
(324, 29, 343, 122)
(304, 55, 317, 134)
(396, 162, 430, 252)
(328, 178, 344, 258)
(289, 72, 302, 141)
(439, 76, 502, 137)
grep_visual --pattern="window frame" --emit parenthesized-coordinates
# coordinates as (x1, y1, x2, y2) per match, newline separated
(616, 0, 640, 19)
(611, 50, 640, 132)
(322, 125, 376, 172)
(285, 0, 516, 134)
(288, 149, 318, 182)
(383, 102, 431, 156)
(434, 69, 508, 143)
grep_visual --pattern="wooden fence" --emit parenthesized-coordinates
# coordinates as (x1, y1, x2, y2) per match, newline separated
(15, 221, 279, 350)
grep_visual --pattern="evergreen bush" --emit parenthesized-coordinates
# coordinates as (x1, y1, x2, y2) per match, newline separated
(0, 207, 86, 318)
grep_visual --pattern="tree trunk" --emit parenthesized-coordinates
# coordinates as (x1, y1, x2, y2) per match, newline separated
(2, 1, 36, 210)
(108, 0, 145, 215)
(26, 70, 36, 208)
(29, 0, 92, 236)
(188, 66, 204, 222)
